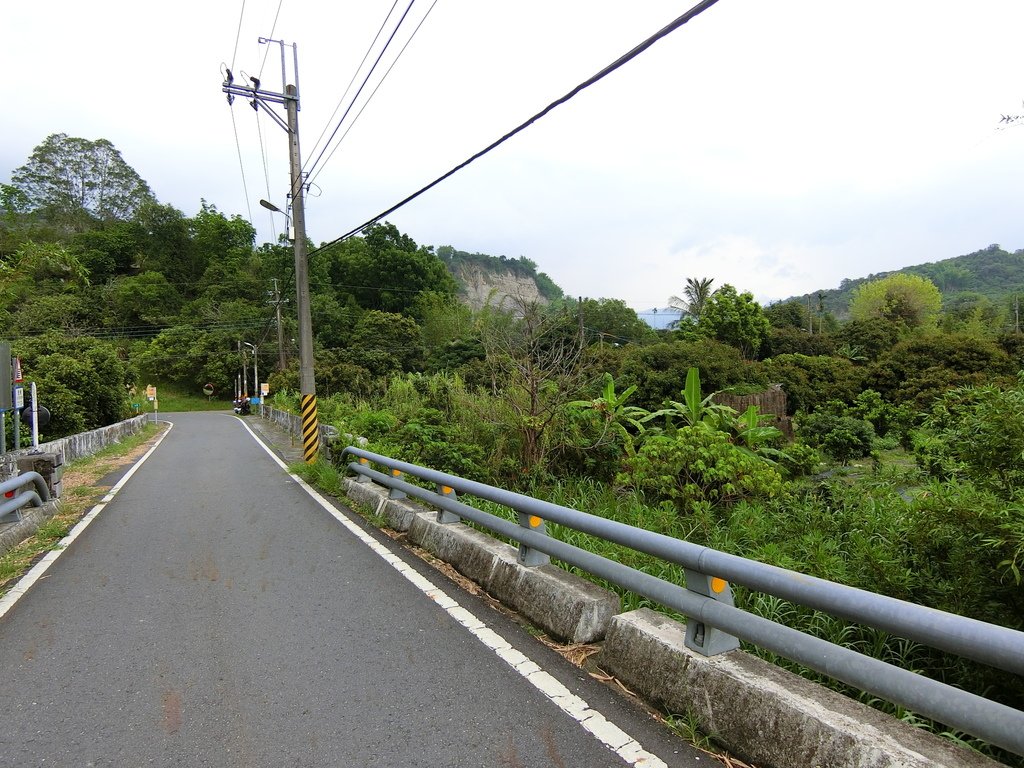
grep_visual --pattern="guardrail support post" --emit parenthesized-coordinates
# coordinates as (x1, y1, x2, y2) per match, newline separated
(435, 484, 461, 523)
(517, 513, 551, 567)
(388, 468, 407, 500)
(355, 458, 372, 484)
(683, 570, 740, 656)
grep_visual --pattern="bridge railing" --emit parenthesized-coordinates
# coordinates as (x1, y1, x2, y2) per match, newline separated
(341, 445, 1024, 756)
(0, 471, 50, 524)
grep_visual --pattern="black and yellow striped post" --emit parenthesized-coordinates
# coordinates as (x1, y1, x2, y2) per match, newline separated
(300, 394, 319, 463)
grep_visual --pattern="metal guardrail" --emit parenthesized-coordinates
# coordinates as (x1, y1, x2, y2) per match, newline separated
(0, 471, 50, 523)
(342, 445, 1024, 756)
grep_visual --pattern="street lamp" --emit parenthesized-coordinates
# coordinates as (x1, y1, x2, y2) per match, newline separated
(259, 199, 295, 241)
(242, 342, 258, 403)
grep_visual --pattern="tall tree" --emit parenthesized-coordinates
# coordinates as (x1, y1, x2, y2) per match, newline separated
(11, 134, 155, 231)
(669, 277, 715, 321)
(480, 299, 586, 470)
(849, 273, 942, 330)
(323, 222, 458, 317)
(699, 284, 770, 360)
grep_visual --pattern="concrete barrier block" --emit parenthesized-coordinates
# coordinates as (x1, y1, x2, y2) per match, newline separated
(342, 478, 420, 532)
(485, 549, 619, 644)
(407, 514, 509, 588)
(598, 609, 998, 768)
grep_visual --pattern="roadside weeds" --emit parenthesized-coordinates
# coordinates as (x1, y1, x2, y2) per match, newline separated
(0, 424, 167, 596)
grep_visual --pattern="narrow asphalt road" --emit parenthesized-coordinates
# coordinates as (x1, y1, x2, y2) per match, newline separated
(0, 412, 706, 767)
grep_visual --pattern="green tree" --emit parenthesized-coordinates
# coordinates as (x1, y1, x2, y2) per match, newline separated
(577, 298, 656, 346)
(764, 300, 810, 330)
(348, 310, 425, 376)
(11, 134, 154, 231)
(669, 277, 714, 321)
(699, 284, 770, 360)
(70, 221, 147, 283)
(762, 354, 864, 414)
(105, 272, 183, 328)
(134, 202, 203, 287)
(0, 241, 90, 310)
(324, 223, 457, 316)
(848, 273, 942, 329)
(618, 339, 751, 410)
(869, 332, 1016, 409)
(16, 333, 135, 435)
(836, 318, 902, 361)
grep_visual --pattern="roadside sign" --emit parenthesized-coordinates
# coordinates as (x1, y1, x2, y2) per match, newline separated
(260, 383, 269, 396)
(13, 357, 23, 383)
(146, 385, 156, 401)
(14, 386, 24, 409)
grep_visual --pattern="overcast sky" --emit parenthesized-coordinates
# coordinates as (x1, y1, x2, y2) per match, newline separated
(5, 1, 1024, 311)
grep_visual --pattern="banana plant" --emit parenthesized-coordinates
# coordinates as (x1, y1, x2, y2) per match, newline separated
(732, 405, 785, 462)
(642, 367, 736, 433)
(568, 373, 648, 456)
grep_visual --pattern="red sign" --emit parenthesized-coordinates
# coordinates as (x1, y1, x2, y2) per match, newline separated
(12, 357, 22, 383)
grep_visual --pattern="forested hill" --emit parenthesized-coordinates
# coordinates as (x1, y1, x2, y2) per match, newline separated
(788, 244, 1024, 318)
(435, 245, 563, 311)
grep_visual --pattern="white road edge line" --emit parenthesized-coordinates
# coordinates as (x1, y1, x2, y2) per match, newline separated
(240, 419, 669, 768)
(0, 421, 174, 620)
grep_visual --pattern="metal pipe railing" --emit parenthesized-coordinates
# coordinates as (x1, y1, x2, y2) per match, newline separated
(0, 471, 50, 523)
(342, 446, 1024, 756)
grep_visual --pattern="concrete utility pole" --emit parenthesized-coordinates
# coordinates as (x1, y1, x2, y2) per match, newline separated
(223, 39, 319, 462)
(268, 278, 288, 370)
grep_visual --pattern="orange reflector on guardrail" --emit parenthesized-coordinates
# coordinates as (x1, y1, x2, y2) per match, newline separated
(711, 577, 728, 594)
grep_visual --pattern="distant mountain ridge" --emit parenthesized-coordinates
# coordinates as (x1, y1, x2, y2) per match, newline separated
(786, 244, 1024, 318)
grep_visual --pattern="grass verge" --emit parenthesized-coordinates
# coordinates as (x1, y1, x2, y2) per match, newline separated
(135, 385, 232, 413)
(0, 423, 166, 596)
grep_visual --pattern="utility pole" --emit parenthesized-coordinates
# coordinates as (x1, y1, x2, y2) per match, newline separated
(223, 39, 319, 462)
(268, 278, 288, 369)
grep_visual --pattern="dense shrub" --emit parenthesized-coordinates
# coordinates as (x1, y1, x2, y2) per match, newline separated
(835, 319, 902, 361)
(797, 412, 875, 462)
(761, 354, 863, 414)
(16, 332, 134, 437)
(618, 427, 783, 508)
(913, 377, 1024, 496)
(869, 333, 1017, 409)
(760, 326, 837, 358)
(618, 340, 756, 411)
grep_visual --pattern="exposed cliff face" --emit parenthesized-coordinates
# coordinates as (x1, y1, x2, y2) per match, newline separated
(450, 262, 548, 311)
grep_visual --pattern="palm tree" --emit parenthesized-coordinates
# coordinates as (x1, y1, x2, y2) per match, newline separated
(669, 277, 715, 321)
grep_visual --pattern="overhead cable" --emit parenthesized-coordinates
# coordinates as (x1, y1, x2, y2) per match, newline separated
(308, 0, 722, 258)
(229, 105, 255, 224)
(258, 0, 286, 78)
(303, 0, 419, 181)
(306, 0, 440, 189)
(256, 111, 278, 241)
(304, 0, 402, 170)
(231, 0, 247, 71)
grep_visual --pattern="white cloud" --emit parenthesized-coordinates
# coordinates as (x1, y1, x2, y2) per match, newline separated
(4, 0, 1024, 313)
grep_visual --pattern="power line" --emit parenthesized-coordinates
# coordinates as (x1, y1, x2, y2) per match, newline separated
(258, 0, 286, 78)
(231, 0, 248, 71)
(255, 111, 278, 241)
(229, 105, 255, 224)
(309, 0, 722, 258)
(306, 0, 440, 189)
(303, 0, 419, 182)
(304, 0, 401, 172)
